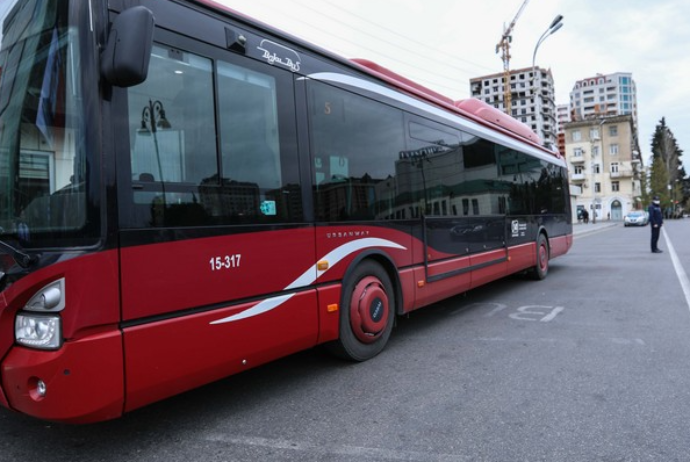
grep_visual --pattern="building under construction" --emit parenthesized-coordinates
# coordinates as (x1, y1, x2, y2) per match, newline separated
(470, 66, 558, 148)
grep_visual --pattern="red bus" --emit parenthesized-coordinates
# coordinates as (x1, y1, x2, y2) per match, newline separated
(0, 0, 572, 423)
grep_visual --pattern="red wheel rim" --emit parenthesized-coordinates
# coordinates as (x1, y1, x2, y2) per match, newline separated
(349, 276, 389, 344)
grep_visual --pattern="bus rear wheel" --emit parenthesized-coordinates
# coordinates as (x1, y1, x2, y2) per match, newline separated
(529, 233, 550, 280)
(327, 261, 395, 362)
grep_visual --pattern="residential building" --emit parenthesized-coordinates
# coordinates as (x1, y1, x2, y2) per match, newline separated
(569, 72, 637, 132)
(555, 104, 570, 156)
(563, 115, 642, 222)
(556, 103, 570, 131)
(470, 66, 557, 147)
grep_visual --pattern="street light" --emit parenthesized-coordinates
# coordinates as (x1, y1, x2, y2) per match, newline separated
(589, 118, 605, 223)
(531, 15, 563, 142)
(137, 99, 172, 184)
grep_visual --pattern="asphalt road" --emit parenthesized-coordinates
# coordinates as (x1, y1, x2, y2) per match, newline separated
(2, 220, 690, 462)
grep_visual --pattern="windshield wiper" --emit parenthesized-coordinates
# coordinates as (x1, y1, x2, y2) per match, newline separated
(0, 238, 37, 269)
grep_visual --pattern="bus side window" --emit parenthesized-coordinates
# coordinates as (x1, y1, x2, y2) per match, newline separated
(216, 60, 302, 223)
(217, 61, 281, 192)
(124, 44, 302, 228)
(126, 45, 217, 227)
(308, 81, 405, 222)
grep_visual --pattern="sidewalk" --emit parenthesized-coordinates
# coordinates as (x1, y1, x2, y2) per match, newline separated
(573, 220, 618, 237)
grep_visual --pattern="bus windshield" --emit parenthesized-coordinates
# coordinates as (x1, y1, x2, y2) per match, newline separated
(0, 0, 87, 249)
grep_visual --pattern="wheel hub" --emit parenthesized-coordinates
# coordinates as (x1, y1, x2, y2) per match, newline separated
(350, 276, 389, 344)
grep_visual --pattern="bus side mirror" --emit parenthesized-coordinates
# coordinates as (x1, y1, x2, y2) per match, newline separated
(101, 6, 154, 87)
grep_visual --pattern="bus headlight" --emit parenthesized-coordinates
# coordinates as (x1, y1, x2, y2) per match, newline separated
(15, 314, 62, 349)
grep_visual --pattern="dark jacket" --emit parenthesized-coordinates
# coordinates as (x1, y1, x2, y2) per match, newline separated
(648, 203, 663, 227)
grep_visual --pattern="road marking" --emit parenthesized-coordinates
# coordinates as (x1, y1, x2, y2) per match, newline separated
(475, 337, 645, 346)
(509, 305, 565, 322)
(204, 434, 470, 462)
(573, 224, 617, 239)
(663, 228, 690, 313)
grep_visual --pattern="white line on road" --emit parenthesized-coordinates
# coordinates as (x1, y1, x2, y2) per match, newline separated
(204, 434, 470, 462)
(663, 227, 690, 313)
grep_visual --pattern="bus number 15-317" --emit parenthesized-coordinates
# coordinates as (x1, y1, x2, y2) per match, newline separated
(209, 254, 242, 271)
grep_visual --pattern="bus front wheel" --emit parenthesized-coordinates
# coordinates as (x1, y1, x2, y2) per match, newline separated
(327, 261, 395, 362)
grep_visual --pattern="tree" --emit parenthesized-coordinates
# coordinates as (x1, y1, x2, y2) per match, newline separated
(649, 156, 669, 204)
(649, 117, 686, 214)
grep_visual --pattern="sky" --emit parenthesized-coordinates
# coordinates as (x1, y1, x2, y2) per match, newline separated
(215, 0, 690, 167)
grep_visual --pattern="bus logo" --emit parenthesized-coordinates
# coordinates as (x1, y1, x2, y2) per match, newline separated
(258, 40, 301, 72)
(511, 220, 527, 237)
(511, 220, 519, 236)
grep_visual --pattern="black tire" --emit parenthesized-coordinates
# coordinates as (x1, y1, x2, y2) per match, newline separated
(528, 233, 549, 280)
(326, 260, 395, 362)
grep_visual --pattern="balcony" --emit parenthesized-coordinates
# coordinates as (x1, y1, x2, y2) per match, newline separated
(570, 156, 585, 164)
(570, 173, 586, 181)
(610, 168, 634, 178)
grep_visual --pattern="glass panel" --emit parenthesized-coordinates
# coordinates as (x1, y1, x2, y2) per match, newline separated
(216, 61, 289, 221)
(127, 45, 217, 227)
(125, 45, 301, 227)
(0, 0, 88, 247)
(129, 45, 216, 186)
(308, 81, 405, 222)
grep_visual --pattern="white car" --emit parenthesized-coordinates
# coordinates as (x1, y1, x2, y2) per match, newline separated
(623, 211, 649, 227)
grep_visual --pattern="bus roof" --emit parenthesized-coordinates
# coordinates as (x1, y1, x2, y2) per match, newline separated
(190, 0, 557, 158)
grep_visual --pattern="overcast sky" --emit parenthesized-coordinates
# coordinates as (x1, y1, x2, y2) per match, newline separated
(215, 0, 689, 167)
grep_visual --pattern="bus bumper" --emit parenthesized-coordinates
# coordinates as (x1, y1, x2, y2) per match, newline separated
(1, 330, 124, 424)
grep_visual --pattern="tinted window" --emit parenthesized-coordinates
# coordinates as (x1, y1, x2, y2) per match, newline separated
(498, 148, 568, 215)
(308, 81, 405, 221)
(404, 122, 463, 216)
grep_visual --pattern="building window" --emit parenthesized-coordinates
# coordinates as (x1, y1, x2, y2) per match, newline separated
(611, 162, 619, 173)
(572, 130, 581, 142)
(574, 165, 584, 174)
(610, 144, 619, 155)
(573, 147, 584, 157)
(589, 128, 600, 140)
(592, 145, 600, 157)
(595, 182, 601, 193)
(612, 181, 620, 192)
(609, 125, 618, 136)
(593, 164, 601, 174)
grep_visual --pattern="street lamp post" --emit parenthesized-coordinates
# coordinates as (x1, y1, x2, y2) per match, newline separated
(138, 99, 172, 184)
(531, 15, 563, 143)
(591, 137, 598, 224)
(590, 118, 605, 223)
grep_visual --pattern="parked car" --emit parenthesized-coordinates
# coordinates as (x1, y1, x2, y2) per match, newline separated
(623, 210, 649, 227)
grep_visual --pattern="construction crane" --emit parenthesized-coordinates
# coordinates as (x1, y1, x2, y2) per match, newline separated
(496, 0, 529, 115)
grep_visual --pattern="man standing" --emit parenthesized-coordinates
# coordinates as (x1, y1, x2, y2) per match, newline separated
(648, 196, 663, 253)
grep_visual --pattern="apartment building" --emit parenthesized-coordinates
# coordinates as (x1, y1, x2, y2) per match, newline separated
(469, 67, 557, 147)
(569, 72, 637, 131)
(563, 115, 642, 222)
